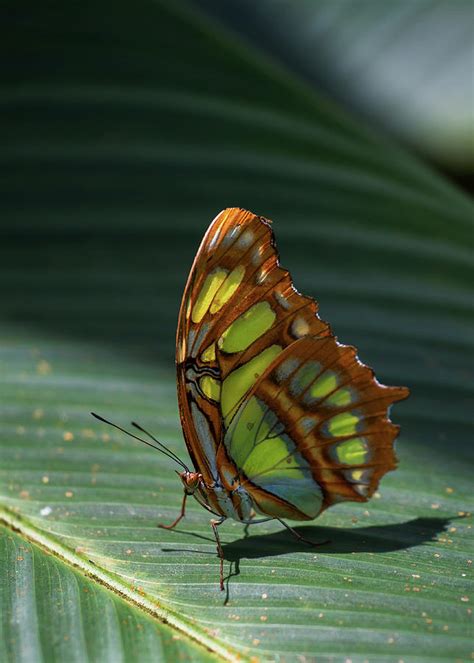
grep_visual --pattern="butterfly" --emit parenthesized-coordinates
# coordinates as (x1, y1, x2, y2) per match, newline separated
(93, 208, 409, 590)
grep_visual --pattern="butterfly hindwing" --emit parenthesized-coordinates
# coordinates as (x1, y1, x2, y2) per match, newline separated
(223, 335, 409, 519)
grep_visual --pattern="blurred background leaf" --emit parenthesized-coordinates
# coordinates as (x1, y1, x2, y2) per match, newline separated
(1, 0, 473, 661)
(194, 0, 474, 184)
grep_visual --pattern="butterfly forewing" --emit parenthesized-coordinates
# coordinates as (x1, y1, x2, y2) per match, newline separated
(176, 208, 329, 485)
(177, 208, 409, 518)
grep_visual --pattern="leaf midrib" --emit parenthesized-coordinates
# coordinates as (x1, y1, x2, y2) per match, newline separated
(0, 507, 241, 663)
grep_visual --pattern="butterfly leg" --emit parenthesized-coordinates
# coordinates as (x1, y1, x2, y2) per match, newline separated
(159, 490, 188, 530)
(210, 517, 226, 591)
(276, 518, 329, 547)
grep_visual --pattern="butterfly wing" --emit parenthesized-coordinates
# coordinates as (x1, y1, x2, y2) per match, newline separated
(177, 207, 408, 519)
(176, 208, 329, 485)
(223, 334, 409, 520)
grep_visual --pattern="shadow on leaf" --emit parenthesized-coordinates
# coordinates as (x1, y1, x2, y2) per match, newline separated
(161, 516, 454, 601)
(222, 516, 453, 561)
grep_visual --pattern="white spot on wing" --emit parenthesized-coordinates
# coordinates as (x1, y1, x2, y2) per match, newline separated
(343, 468, 371, 484)
(255, 268, 268, 285)
(208, 225, 221, 249)
(221, 225, 241, 248)
(291, 316, 309, 338)
(275, 357, 301, 383)
(252, 246, 264, 266)
(237, 230, 254, 249)
(274, 290, 291, 310)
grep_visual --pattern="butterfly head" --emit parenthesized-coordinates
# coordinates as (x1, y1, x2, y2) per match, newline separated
(179, 470, 203, 494)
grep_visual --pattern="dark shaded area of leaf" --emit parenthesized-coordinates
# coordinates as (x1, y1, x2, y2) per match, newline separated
(222, 517, 456, 558)
(191, 0, 474, 192)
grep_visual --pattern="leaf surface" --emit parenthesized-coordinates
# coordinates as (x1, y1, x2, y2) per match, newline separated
(0, 1, 472, 661)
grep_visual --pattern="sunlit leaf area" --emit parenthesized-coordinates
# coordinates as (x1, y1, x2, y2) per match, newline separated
(1, 1, 472, 661)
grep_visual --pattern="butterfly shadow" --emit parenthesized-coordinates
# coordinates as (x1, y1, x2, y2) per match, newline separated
(163, 516, 455, 602)
(222, 516, 454, 563)
(218, 515, 456, 600)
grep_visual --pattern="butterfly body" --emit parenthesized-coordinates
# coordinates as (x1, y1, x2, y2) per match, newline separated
(178, 460, 267, 522)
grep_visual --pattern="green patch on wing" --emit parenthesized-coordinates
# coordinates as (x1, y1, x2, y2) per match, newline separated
(327, 412, 360, 436)
(225, 396, 323, 518)
(221, 345, 281, 425)
(218, 301, 276, 353)
(335, 437, 369, 464)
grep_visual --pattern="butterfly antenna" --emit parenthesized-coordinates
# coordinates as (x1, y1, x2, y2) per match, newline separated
(131, 420, 189, 471)
(91, 412, 188, 471)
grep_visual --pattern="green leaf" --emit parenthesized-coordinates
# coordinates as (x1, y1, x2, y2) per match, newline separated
(194, 0, 474, 169)
(1, 1, 472, 662)
(0, 524, 219, 663)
